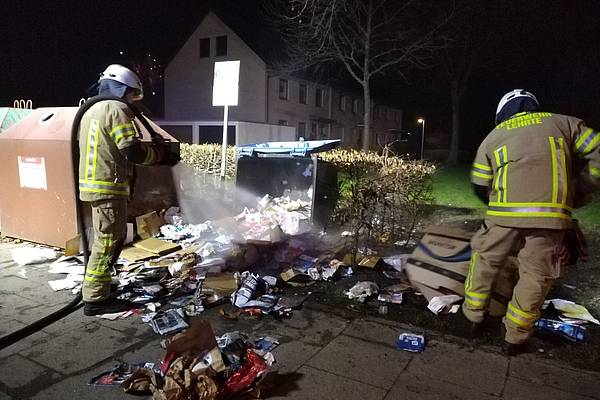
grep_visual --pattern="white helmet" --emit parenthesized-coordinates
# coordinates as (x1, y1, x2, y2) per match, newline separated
(496, 89, 538, 116)
(99, 64, 143, 95)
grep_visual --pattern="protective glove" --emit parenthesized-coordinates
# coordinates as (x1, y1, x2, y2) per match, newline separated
(154, 142, 180, 166)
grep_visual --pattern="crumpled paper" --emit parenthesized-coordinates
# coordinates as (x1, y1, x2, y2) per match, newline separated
(345, 281, 379, 302)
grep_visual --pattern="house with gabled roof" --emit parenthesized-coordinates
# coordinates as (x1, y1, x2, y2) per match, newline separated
(160, 11, 403, 148)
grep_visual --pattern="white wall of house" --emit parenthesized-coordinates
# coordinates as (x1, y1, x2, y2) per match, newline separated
(164, 12, 268, 123)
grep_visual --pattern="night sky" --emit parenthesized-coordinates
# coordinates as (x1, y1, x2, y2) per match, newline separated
(2, 1, 600, 156)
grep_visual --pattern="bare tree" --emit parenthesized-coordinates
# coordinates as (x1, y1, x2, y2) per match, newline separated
(264, 0, 450, 150)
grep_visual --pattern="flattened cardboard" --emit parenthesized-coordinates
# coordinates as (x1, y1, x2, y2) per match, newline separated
(203, 273, 238, 295)
(120, 246, 157, 262)
(132, 237, 181, 255)
(358, 256, 382, 269)
(135, 211, 164, 239)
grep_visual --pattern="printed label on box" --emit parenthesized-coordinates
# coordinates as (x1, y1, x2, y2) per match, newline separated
(17, 156, 47, 190)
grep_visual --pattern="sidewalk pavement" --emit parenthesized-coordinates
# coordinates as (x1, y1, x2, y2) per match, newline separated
(1, 243, 600, 399)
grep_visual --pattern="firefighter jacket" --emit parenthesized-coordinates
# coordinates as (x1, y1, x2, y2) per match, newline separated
(471, 111, 600, 229)
(78, 100, 156, 201)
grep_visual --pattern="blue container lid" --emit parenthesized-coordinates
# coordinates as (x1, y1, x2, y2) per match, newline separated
(237, 139, 341, 157)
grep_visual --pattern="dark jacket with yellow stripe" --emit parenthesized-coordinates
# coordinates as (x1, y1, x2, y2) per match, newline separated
(471, 112, 600, 229)
(78, 100, 156, 201)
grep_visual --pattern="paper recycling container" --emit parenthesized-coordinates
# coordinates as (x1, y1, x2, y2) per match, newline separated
(235, 140, 340, 229)
(0, 107, 179, 248)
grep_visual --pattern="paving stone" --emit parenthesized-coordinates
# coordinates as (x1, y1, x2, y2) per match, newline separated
(306, 334, 411, 390)
(384, 371, 499, 400)
(0, 354, 63, 394)
(267, 365, 386, 400)
(405, 339, 508, 396)
(503, 376, 595, 400)
(344, 318, 409, 348)
(0, 318, 27, 337)
(0, 390, 14, 399)
(509, 357, 600, 399)
(0, 326, 51, 359)
(271, 340, 322, 373)
(0, 292, 45, 321)
(29, 340, 162, 400)
(253, 309, 349, 346)
(22, 322, 145, 375)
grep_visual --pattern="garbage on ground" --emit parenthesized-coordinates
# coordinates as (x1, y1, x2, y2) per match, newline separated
(405, 226, 518, 317)
(89, 362, 154, 386)
(427, 295, 463, 315)
(534, 318, 586, 343)
(48, 256, 85, 275)
(345, 281, 379, 302)
(11, 246, 59, 266)
(48, 274, 82, 291)
(151, 309, 189, 335)
(377, 284, 407, 304)
(543, 299, 600, 325)
(136, 211, 165, 239)
(397, 333, 425, 353)
(120, 320, 274, 400)
(383, 254, 409, 272)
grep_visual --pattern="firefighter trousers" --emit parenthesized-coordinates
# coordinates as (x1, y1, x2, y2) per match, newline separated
(82, 199, 128, 302)
(462, 221, 565, 344)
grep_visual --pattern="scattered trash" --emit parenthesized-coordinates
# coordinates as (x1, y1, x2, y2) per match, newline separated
(345, 281, 379, 302)
(150, 309, 189, 335)
(11, 246, 59, 266)
(535, 319, 586, 343)
(89, 362, 154, 386)
(48, 275, 82, 291)
(427, 295, 463, 315)
(378, 284, 408, 304)
(17, 269, 27, 279)
(397, 333, 425, 353)
(383, 254, 409, 272)
(544, 299, 600, 325)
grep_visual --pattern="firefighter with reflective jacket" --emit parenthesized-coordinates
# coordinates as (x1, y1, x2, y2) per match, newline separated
(78, 64, 175, 316)
(463, 89, 599, 355)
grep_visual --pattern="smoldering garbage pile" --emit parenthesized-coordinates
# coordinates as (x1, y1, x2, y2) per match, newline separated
(89, 319, 278, 400)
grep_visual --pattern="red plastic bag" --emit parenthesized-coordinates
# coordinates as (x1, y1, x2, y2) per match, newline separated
(217, 349, 268, 400)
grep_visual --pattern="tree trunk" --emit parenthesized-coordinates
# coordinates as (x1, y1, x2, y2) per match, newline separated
(362, 83, 371, 150)
(447, 78, 461, 163)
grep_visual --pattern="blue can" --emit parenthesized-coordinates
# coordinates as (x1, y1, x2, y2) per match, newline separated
(397, 333, 425, 353)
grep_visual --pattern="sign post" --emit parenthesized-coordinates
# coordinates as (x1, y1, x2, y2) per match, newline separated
(212, 61, 240, 178)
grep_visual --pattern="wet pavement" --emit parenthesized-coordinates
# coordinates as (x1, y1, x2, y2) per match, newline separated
(1, 241, 600, 400)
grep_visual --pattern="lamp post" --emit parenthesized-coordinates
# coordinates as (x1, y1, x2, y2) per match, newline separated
(417, 118, 425, 160)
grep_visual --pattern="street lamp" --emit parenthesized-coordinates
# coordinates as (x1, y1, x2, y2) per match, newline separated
(417, 118, 425, 160)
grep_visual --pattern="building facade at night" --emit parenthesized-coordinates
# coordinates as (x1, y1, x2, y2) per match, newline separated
(162, 12, 403, 147)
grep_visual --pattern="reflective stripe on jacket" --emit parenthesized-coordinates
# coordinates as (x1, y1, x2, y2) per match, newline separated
(78, 100, 140, 201)
(471, 112, 600, 229)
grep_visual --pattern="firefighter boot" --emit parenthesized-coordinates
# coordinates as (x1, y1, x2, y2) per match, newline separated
(83, 298, 136, 316)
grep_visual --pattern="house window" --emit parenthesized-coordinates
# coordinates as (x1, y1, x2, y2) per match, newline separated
(216, 35, 227, 56)
(199, 38, 210, 58)
(318, 124, 326, 138)
(310, 122, 317, 139)
(352, 98, 359, 114)
(298, 122, 306, 138)
(315, 88, 323, 108)
(278, 120, 288, 126)
(299, 84, 307, 104)
(339, 95, 346, 111)
(279, 79, 289, 100)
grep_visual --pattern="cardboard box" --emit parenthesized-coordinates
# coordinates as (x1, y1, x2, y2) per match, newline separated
(135, 211, 164, 239)
(405, 226, 518, 316)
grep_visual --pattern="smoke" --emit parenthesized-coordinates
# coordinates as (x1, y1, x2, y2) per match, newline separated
(171, 163, 260, 224)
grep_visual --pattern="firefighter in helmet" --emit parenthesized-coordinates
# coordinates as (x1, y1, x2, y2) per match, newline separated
(78, 64, 175, 316)
(463, 89, 599, 355)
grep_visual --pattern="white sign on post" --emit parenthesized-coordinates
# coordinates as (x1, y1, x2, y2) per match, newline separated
(212, 61, 240, 178)
(212, 61, 240, 106)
